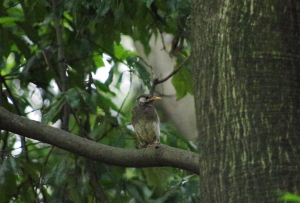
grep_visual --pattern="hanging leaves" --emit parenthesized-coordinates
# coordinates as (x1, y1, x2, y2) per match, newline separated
(0, 0, 196, 202)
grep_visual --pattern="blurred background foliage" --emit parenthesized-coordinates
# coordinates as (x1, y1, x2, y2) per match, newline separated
(0, 0, 198, 202)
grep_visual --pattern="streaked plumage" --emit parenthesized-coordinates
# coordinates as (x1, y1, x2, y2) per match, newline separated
(132, 94, 161, 148)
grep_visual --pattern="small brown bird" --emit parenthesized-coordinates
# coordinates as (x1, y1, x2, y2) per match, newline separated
(131, 94, 161, 148)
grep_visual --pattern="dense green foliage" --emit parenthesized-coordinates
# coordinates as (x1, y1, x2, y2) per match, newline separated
(0, 0, 197, 202)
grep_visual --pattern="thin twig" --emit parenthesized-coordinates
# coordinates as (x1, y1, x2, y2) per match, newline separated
(2, 79, 21, 114)
(52, 0, 69, 132)
(0, 74, 2, 107)
(159, 29, 167, 52)
(3, 78, 38, 200)
(0, 131, 9, 160)
(0, 142, 49, 154)
(150, 55, 190, 95)
(69, 107, 93, 140)
(83, 75, 109, 203)
(36, 146, 54, 202)
(86, 160, 109, 203)
(116, 72, 132, 118)
(42, 51, 62, 91)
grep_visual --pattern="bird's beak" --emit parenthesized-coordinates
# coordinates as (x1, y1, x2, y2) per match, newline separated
(147, 96, 162, 102)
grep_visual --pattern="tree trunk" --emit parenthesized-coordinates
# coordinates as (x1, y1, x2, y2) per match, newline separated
(191, 0, 300, 202)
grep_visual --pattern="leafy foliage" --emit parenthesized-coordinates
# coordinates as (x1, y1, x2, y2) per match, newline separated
(0, 0, 195, 202)
(171, 57, 193, 100)
(280, 192, 300, 202)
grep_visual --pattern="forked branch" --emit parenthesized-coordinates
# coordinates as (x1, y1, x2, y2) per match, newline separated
(150, 55, 190, 95)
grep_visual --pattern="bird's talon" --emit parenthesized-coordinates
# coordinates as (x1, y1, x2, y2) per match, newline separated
(147, 140, 160, 148)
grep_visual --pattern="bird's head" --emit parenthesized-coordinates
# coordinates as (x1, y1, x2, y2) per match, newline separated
(136, 94, 161, 105)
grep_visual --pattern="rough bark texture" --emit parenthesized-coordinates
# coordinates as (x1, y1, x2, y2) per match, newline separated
(191, 0, 300, 202)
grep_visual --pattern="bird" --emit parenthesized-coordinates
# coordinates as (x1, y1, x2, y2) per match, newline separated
(131, 94, 161, 148)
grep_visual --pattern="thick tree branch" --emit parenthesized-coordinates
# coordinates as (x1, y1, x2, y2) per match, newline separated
(0, 107, 199, 174)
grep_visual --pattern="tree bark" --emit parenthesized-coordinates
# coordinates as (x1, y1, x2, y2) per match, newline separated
(0, 107, 199, 174)
(192, 0, 300, 202)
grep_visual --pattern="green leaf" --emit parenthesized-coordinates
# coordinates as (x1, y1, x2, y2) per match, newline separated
(114, 2, 124, 25)
(88, 119, 106, 139)
(171, 66, 193, 100)
(16, 21, 40, 44)
(163, 175, 200, 202)
(144, 0, 155, 8)
(126, 182, 145, 202)
(22, 162, 40, 183)
(127, 56, 151, 88)
(96, 0, 111, 16)
(160, 123, 184, 145)
(135, 62, 150, 87)
(142, 167, 172, 188)
(94, 80, 116, 95)
(114, 43, 137, 60)
(281, 193, 300, 202)
(105, 66, 114, 85)
(93, 54, 105, 69)
(42, 94, 66, 123)
(115, 72, 124, 89)
(94, 90, 118, 112)
(64, 88, 97, 112)
(0, 157, 18, 203)
(10, 34, 31, 59)
(114, 43, 125, 59)
(79, 38, 91, 57)
(7, 7, 24, 17)
(0, 28, 11, 58)
(44, 161, 68, 186)
(181, 179, 200, 199)
(0, 0, 197, 201)
(160, 122, 198, 152)
(0, 17, 23, 24)
(153, 189, 177, 203)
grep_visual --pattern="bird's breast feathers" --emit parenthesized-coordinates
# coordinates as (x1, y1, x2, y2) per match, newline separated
(132, 104, 160, 143)
(133, 120, 160, 142)
(132, 105, 159, 122)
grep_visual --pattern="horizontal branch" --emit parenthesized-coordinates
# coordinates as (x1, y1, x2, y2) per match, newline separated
(0, 107, 199, 174)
